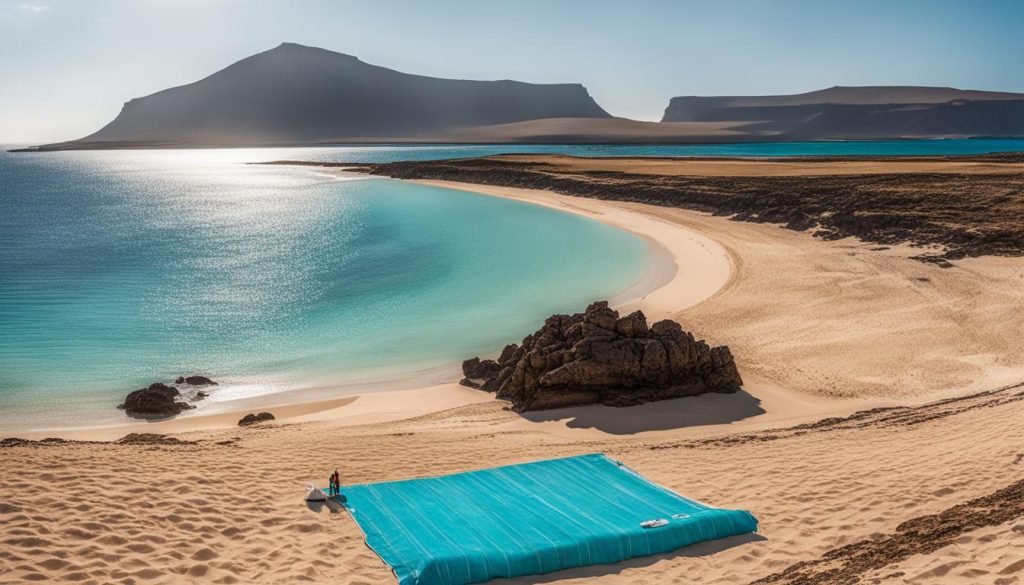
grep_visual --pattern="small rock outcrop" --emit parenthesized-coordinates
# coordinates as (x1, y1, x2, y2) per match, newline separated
(461, 301, 743, 412)
(115, 433, 194, 445)
(119, 383, 196, 418)
(461, 357, 502, 380)
(175, 375, 218, 386)
(238, 412, 275, 426)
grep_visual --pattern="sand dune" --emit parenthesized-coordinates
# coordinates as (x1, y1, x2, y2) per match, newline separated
(2, 181, 1023, 584)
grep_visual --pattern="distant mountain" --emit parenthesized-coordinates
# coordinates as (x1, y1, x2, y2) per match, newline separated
(36, 43, 611, 149)
(661, 86, 1024, 139)
(28, 60, 1024, 151)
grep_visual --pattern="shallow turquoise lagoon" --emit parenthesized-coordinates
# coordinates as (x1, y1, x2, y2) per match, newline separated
(0, 149, 651, 430)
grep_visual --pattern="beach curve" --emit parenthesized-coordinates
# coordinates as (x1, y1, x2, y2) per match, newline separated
(12, 176, 736, 440)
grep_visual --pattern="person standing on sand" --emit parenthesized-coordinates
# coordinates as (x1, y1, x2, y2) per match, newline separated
(328, 470, 340, 497)
(328, 471, 336, 497)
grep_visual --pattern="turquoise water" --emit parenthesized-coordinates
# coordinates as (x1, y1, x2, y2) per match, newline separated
(211, 138, 1024, 163)
(3, 138, 1023, 431)
(0, 149, 653, 430)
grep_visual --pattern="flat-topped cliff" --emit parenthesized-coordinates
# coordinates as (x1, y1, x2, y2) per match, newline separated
(662, 86, 1024, 139)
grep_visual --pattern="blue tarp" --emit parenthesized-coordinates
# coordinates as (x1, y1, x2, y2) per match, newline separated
(342, 453, 757, 585)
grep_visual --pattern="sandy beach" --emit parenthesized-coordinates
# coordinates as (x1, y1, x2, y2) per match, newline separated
(3, 171, 1024, 584)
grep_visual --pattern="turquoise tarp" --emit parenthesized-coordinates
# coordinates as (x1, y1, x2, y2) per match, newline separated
(342, 453, 757, 585)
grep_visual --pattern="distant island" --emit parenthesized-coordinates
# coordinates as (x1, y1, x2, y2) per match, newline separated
(19, 44, 1024, 151)
(25, 42, 612, 150)
(662, 86, 1024, 139)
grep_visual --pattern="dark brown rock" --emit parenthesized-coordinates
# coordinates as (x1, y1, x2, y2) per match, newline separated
(120, 383, 186, 418)
(115, 433, 193, 445)
(460, 301, 743, 412)
(238, 412, 275, 426)
(615, 310, 649, 337)
(460, 357, 501, 388)
(180, 375, 217, 386)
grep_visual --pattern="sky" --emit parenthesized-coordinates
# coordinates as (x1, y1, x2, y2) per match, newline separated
(2, 0, 1024, 142)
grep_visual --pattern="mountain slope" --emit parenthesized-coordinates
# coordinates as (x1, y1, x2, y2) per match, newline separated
(44, 43, 611, 149)
(662, 86, 1024, 139)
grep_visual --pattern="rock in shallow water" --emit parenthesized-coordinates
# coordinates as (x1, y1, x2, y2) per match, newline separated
(461, 301, 743, 412)
(117, 375, 216, 418)
(119, 383, 194, 418)
(175, 375, 218, 386)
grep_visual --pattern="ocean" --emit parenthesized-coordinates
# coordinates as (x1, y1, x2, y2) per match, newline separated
(2, 139, 1022, 430)
(0, 148, 655, 430)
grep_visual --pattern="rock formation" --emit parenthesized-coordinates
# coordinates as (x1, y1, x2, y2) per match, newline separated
(238, 412, 276, 426)
(461, 301, 742, 411)
(118, 383, 196, 418)
(117, 375, 217, 418)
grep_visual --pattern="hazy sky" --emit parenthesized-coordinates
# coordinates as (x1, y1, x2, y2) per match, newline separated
(3, 0, 1023, 142)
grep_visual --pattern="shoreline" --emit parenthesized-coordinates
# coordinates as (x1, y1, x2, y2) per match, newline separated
(12, 165, 1024, 441)
(8, 177, 732, 440)
(361, 154, 1024, 263)
(410, 179, 733, 320)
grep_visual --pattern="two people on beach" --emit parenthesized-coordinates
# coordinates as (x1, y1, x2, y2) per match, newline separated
(328, 469, 342, 497)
